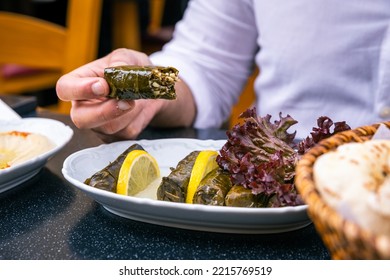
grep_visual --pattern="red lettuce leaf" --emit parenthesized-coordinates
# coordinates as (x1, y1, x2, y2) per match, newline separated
(216, 108, 302, 207)
(217, 108, 350, 208)
(297, 116, 351, 154)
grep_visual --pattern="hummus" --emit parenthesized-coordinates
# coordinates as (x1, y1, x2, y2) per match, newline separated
(0, 131, 55, 169)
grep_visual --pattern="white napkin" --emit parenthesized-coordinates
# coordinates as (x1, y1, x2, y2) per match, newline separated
(0, 98, 22, 120)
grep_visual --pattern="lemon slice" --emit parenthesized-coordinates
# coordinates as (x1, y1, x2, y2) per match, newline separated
(185, 150, 219, 203)
(117, 150, 160, 196)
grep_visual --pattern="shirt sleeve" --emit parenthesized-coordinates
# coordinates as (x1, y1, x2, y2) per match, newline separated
(150, 0, 258, 128)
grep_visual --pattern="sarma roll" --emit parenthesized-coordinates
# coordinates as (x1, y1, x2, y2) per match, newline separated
(157, 151, 200, 202)
(193, 168, 232, 206)
(104, 65, 179, 100)
(84, 144, 144, 193)
(225, 185, 263, 208)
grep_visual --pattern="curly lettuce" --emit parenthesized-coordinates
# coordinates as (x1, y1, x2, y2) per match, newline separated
(216, 107, 350, 207)
(297, 116, 351, 154)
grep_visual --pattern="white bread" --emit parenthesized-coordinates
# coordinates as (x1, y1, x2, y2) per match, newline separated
(313, 140, 390, 235)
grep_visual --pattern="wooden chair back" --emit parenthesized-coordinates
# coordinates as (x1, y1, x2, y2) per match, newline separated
(0, 0, 103, 114)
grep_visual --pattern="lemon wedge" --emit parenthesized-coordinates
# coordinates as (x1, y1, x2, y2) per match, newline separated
(185, 150, 219, 203)
(117, 150, 160, 196)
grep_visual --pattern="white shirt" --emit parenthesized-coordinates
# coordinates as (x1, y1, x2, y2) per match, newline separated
(150, 0, 390, 138)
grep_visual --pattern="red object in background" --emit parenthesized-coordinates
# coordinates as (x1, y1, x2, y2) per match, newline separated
(0, 64, 43, 79)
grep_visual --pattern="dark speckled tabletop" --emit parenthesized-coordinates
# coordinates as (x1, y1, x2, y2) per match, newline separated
(0, 111, 330, 260)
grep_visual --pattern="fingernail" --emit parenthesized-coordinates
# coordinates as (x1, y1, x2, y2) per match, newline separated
(117, 100, 132, 111)
(92, 81, 105, 96)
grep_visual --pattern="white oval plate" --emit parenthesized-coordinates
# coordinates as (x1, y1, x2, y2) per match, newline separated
(62, 139, 310, 234)
(0, 118, 73, 193)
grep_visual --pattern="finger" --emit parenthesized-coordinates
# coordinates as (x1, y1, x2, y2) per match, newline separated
(56, 75, 110, 101)
(90, 102, 145, 136)
(90, 99, 158, 140)
(70, 99, 135, 129)
(108, 48, 151, 67)
(89, 98, 164, 142)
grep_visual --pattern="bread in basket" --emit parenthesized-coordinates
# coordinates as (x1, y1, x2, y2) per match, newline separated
(295, 121, 390, 259)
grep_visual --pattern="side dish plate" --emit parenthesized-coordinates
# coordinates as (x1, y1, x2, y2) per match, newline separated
(0, 118, 73, 193)
(62, 139, 310, 234)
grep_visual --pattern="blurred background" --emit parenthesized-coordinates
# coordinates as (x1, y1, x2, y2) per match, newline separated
(0, 0, 254, 127)
(0, 0, 188, 110)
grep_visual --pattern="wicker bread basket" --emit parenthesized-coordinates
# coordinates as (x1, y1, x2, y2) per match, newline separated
(295, 121, 390, 259)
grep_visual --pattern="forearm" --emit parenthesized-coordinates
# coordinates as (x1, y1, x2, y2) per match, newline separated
(149, 79, 196, 128)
